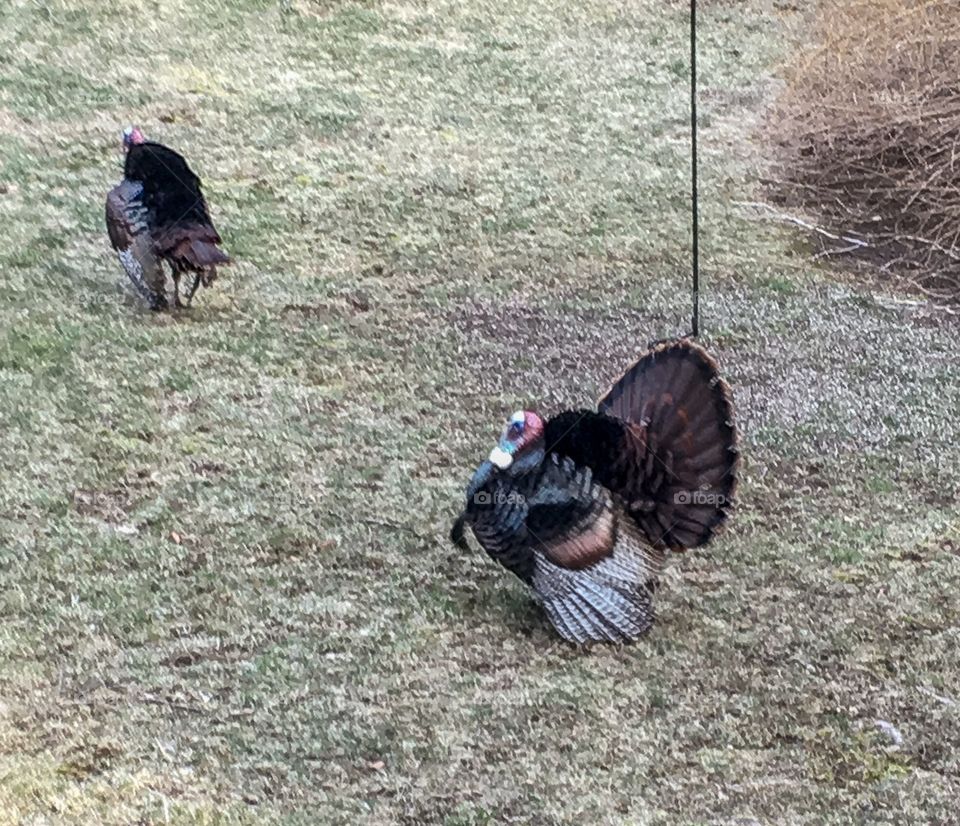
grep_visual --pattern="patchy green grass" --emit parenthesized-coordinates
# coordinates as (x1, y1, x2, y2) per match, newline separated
(1, 0, 959, 823)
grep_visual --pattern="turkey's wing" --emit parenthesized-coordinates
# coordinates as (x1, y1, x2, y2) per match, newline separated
(523, 456, 617, 570)
(105, 181, 166, 298)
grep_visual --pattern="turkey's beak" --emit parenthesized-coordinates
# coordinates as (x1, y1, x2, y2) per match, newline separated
(489, 445, 513, 470)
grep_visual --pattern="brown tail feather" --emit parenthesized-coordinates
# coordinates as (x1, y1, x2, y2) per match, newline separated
(172, 237, 230, 268)
(157, 225, 230, 270)
(599, 339, 738, 550)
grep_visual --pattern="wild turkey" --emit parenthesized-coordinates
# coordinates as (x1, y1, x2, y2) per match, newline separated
(105, 126, 229, 310)
(451, 339, 738, 644)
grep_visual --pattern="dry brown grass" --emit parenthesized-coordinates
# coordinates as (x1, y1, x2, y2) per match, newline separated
(769, 0, 960, 298)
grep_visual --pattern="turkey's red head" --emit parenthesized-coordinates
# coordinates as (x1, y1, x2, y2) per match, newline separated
(489, 410, 544, 471)
(122, 126, 146, 149)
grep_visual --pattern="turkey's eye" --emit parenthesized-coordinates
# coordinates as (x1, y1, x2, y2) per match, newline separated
(507, 421, 524, 441)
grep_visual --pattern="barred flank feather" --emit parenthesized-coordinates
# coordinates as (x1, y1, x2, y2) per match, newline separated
(105, 180, 167, 307)
(536, 560, 656, 644)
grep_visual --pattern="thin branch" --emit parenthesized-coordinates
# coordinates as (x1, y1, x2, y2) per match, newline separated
(732, 200, 871, 248)
(918, 685, 958, 707)
(813, 242, 868, 259)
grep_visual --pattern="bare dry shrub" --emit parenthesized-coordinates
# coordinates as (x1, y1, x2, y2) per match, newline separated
(769, 0, 960, 298)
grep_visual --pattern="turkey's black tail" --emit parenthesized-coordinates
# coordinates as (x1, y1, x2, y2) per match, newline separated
(599, 338, 738, 550)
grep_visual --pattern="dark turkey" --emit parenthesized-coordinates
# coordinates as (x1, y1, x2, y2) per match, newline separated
(451, 339, 738, 644)
(105, 126, 229, 310)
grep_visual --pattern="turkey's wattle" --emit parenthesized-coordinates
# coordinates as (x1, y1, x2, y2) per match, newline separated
(105, 127, 229, 310)
(451, 339, 739, 644)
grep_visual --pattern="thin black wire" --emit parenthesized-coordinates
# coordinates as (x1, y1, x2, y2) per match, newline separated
(690, 0, 700, 338)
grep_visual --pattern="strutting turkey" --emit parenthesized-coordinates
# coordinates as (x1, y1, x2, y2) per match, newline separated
(105, 126, 229, 310)
(451, 339, 738, 644)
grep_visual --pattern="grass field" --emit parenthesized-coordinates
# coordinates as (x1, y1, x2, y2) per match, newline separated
(1, 0, 959, 823)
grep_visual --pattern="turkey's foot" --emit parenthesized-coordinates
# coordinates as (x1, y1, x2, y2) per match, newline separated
(148, 293, 169, 312)
(172, 272, 183, 310)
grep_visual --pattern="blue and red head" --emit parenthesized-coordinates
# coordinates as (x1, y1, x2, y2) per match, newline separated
(488, 410, 545, 471)
(464, 410, 546, 503)
(122, 125, 146, 149)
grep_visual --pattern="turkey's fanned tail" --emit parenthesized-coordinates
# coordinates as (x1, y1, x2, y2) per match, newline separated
(544, 339, 738, 552)
(599, 338, 738, 549)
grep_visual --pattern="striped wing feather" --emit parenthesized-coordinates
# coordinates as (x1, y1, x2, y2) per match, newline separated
(523, 458, 617, 570)
(524, 458, 666, 643)
(105, 181, 166, 300)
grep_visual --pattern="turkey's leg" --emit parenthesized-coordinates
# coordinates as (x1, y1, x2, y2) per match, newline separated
(184, 272, 203, 306)
(172, 270, 184, 309)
